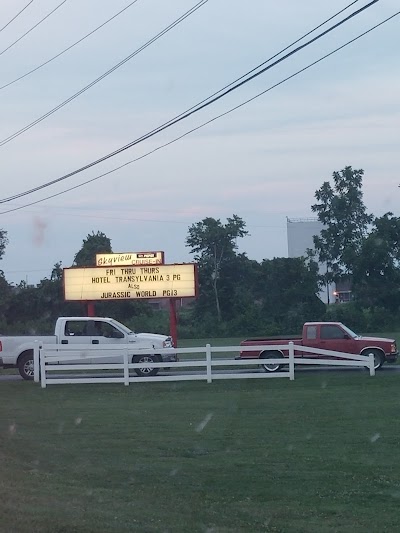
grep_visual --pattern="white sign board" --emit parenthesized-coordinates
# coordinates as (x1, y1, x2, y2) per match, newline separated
(64, 264, 197, 301)
(96, 251, 164, 266)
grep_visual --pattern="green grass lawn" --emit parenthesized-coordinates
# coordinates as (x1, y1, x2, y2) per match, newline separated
(1, 371, 400, 532)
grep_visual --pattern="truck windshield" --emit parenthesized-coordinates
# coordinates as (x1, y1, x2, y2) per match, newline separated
(341, 324, 358, 338)
(108, 319, 134, 335)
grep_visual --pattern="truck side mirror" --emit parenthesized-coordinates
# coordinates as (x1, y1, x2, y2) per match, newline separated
(343, 334, 350, 340)
(112, 330, 124, 339)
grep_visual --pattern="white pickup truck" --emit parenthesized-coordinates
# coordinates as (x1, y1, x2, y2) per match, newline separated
(0, 316, 176, 380)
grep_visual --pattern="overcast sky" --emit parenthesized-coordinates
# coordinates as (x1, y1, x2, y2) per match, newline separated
(0, 0, 398, 285)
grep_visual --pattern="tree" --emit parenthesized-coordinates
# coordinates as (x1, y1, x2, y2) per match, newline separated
(311, 166, 372, 284)
(352, 213, 400, 311)
(5, 280, 42, 331)
(74, 231, 112, 266)
(0, 271, 12, 329)
(192, 252, 262, 334)
(257, 257, 325, 332)
(35, 262, 81, 320)
(0, 229, 10, 328)
(2, 263, 81, 333)
(72, 231, 154, 323)
(0, 229, 8, 261)
(186, 215, 248, 322)
(37, 262, 64, 314)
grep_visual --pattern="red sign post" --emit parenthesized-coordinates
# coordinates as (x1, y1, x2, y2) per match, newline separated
(169, 298, 178, 348)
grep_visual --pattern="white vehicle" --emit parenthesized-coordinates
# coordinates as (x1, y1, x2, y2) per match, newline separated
(0, 317, 176, 380)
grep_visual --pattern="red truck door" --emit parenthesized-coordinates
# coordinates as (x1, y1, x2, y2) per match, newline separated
(303, 324, 356, 359)
(302, 325, 320, 358)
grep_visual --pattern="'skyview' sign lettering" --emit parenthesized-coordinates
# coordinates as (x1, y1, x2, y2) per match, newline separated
(64, 264, 197, 301)
(96, 251, 164, 266)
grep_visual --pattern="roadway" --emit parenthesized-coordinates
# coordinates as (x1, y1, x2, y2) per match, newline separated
(2, 364, 400, 382)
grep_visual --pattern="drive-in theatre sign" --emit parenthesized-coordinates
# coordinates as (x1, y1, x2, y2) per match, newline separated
(95, 251, 164, 266)
(64, 264, 197, 301)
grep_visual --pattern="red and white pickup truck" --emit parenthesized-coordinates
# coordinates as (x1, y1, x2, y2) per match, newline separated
(240, 322, 398, 372)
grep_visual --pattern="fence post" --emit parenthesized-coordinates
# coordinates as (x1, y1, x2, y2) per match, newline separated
(369, 354, 375, 377)
(123, 351, 129, 386)
(33, 340, 39, 383)
(206, 344, 212, 383)
(289, 342, 295, 381)
(40, 345, 46, 388)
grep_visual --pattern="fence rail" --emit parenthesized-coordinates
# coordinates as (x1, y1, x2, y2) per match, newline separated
(33, 341, 375, 388)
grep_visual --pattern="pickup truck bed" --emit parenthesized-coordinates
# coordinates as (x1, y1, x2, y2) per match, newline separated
(243, 335, 301, 342)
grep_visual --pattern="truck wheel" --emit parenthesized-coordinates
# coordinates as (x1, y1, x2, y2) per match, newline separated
(18, 352, 35, 381)
(362, 349, 384, 370)
(132, 355, 159, 377)
(260, 351, 282, 373)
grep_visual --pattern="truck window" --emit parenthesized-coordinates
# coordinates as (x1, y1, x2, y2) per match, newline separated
(104, 323, 119, 338)
(92, 321, 121, 338)
(64, 321, 89, 337)
(305, 325, 317, 340)
(92, 321, 105, 336)
(320, 325, 346, 340)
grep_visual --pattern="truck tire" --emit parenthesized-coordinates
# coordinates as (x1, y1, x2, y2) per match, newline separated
(132, 354, 159, 377)
(260, 351, 282, 373)
(18, 351, 35, 381)
(362, 348, 384, 370)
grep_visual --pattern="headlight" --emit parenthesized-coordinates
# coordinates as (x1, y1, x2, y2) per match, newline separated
(163, 337, 174, 348)
(391, 343, 397, 353)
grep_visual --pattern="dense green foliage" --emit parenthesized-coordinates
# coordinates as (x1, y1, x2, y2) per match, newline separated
(73, 230, 112, 266)
(352, 213, 400, 312)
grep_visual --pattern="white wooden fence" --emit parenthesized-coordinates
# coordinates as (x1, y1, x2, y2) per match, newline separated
(33, 341, 376, 387)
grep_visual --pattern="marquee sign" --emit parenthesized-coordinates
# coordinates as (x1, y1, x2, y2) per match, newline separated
(64, 264, 197, 301)
(96, 251, 164, 266)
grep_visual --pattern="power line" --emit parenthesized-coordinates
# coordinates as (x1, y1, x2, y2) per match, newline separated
(2, 268, 51, 274)
(0, 0, 34, 33)
(0, 0, 140, 91)
(0, 0, 380, 201)
(0, 0, 208, 147)
(2, 10, 398, 217)
(0, 200, 289, 227)
(0, 0, 362, 94)
(0, 0, 364, 148)
(169, 0, 362, 118)
(0, 0, 68, 57)
(0, 200, 286, 224)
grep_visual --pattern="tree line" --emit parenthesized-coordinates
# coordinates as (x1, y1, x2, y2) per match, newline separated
(0, 166, 399, 337)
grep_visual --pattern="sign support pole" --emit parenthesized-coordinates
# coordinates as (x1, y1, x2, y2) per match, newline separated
(87, 301, 95, 317)
(169, 298, 178, 348)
